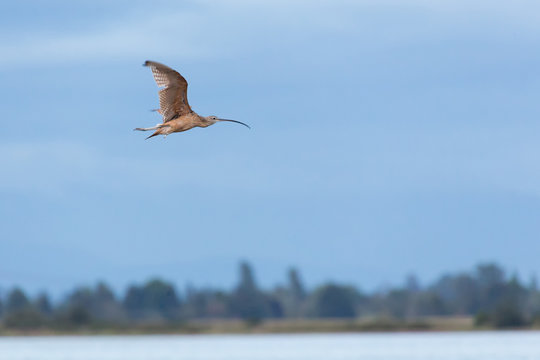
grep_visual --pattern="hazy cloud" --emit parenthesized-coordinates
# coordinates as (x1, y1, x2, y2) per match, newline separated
(3, 0, 540, 68)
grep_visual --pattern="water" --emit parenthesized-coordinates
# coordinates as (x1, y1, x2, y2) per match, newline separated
(0, 331, 539, 360)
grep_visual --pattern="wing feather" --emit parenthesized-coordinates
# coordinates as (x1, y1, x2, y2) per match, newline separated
(144, 60, 192, 122)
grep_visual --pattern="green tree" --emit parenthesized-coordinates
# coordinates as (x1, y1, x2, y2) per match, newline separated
(433, 274, 478, 314)
(477, 301, 528, 328)
(34, 293, 52, 316)
(238, 262, 257, 293)
(412, 292, 447, 316)
(57, 306, 93, 328)
(476, 263, 505, 288)
(67, 287, 94, 310)
(276, 268, 307, 317)
(124, 286, 145, 318)
(123, 279, 180, 321)
(4, 309, 45, 329)
(382, 289, 408, 318)
(93, 282, 124, 321)
(529, 275, 538, 293)
(405, 274, 420, 293)
(183, 286, 209, 318)
(6, 288, 30, 313)
(288, 268, 306, 300)
(310, 284, 357, 318)
(95, 282, 116, 303)
(65, 283, 124, 322)
(229, 261, 269, 321)
(143, 279, 181, 316)
(204, 290, 229, 318)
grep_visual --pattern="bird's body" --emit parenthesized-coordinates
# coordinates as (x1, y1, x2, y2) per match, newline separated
(135, 60, 249, 139)
(139, 112, 209, 139)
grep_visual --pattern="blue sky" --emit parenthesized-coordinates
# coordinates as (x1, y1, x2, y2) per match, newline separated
(1, 0, 540, 297)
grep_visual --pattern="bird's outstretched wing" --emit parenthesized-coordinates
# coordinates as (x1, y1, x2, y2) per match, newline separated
(144, 60, 192, 123)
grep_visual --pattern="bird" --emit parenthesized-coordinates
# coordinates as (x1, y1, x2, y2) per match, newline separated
(135, 60, 250, 139)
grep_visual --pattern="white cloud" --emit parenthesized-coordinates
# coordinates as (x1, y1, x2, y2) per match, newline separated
(3, 122, 540, 199)
(3, 0, 540, 68)
(0, 140, 293, 196)
(0, 11, 212, 67)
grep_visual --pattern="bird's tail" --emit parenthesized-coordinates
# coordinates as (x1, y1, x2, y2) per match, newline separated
(145, 132, 161, 140)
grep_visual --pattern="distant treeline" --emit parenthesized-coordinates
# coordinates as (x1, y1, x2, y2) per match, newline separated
(1, 262, 539, 330)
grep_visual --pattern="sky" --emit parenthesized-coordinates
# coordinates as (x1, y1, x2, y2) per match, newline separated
(1, 0, 540, 297)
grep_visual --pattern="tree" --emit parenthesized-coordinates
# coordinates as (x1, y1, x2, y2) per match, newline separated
(6, 288, 30, 313)
(64, 283, 124, 322)
(204, 290, 229, 318)
(67, 287, 94, 310)
(529, 275, 538, 293)
(238, 262, 257, 293)
(34, 293, 52, 316)
(4, 309, 45, 329)
(276, 268, 307, 317)
(476, 263, 505, 288)
(123, 279, 181, 321)
(412, 292, 447, 316)
(229, 261, 269, 321)
(288, 268, 306, 300)
(124, 286, 145, 318)
(432, 274, 478, 314)
(4, 288, 45, 329)
(61, 306, 93, 327)
(382, 289, 408, 318)
(475, 301, 528, 329)
(95, 282, 116, 303)
(143, 279, 181, 317)
(93, 282, 124, 321)
(405, 274, 420, 293)
(310, 284, 357, 318)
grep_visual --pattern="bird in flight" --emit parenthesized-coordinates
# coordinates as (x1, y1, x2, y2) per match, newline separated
(135, 60, 250, 139)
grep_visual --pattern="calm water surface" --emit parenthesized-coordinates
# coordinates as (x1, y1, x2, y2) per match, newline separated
(0, 331, 539, 360)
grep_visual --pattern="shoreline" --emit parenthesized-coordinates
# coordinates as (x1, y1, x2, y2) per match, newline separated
(3, 316, 535, 336)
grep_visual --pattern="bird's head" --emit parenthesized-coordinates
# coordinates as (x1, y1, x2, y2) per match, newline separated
(204, 115, 250, 129)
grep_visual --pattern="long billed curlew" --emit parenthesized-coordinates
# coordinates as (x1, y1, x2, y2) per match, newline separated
(135, 60, 250, 139)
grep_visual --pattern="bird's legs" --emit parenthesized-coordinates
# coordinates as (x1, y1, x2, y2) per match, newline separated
(134, 124, 161, 131)
(139, 124, 171, 140)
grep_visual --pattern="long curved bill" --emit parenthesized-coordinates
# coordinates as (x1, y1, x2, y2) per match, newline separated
(218, 118, 251, 129)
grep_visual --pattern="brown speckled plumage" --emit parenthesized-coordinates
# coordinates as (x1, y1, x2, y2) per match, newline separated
(135, 60, 250, 140)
